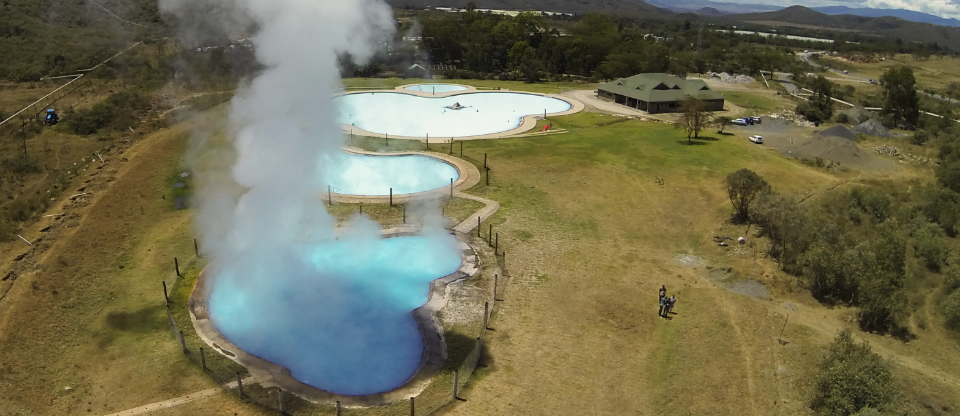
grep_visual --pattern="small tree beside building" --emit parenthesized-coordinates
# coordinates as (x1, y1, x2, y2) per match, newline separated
(676, 96, 712, 142)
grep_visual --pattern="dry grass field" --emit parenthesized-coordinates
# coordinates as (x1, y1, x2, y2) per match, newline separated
(1, 80, 959, 416)
(820, 54, 960, 92)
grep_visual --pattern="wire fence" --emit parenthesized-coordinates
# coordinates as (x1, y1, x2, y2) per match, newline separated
(165, 229, 508, 415)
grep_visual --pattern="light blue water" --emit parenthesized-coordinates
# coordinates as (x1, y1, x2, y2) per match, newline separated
(336, 92, 572, 137)
(208, 236, 463, 395)
(322, 153, 459, 196)
(403, 84, 468, 93)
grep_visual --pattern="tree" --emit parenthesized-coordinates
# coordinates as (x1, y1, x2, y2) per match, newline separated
(946, 81, 960, 100)
(810, 75, 835, 121)
(715, 116, 732, 133)
(676, 96, 712, 142)
(813, 330, 897, 416)
(726, 169, 769, 223)
(880, 67, 920, 129)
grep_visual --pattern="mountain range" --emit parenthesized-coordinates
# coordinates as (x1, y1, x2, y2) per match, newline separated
(648, 0, 960, 28)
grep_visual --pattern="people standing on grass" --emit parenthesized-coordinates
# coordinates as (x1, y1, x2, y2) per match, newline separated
(666, 295, 677, 316)
(658, 285, 667, 318)
(658, 287, 678, 319)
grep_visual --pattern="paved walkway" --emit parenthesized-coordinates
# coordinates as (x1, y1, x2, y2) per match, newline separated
(100, 375, 260, 416)
(453, 192, 501, 234)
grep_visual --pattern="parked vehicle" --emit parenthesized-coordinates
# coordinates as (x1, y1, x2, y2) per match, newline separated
(749, 116, 762, 124)
(748, 135, 763, 144)
(44, 109, 59, 125)
(731, 118, 749, 126)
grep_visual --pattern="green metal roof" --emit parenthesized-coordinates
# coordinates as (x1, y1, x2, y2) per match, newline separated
(598, 73, 725, 103)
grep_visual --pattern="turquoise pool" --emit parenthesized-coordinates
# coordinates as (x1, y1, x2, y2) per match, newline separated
(207, 235, 463, 395)
(322, 153, 458, 196)
(337, 92, 572, 137)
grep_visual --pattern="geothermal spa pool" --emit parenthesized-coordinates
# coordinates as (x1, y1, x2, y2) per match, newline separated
(323, 153, 458, 196)
(403, 83, 468, 93)
(208, 235, 463, 395)
(336, 91, 572, 137)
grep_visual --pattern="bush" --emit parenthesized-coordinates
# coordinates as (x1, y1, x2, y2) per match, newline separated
(726, 168, 769, 223)
(813, 330, 897, 416)
(851, 187, 891, 222)
(913, 224, 949, 271)
(909, 129, 930, 146)
(945, 264, 960, 291)
(943, 290, 960, 329)
(835, 113, 849, 124)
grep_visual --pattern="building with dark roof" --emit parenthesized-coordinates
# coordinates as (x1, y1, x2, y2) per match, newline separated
(597, 73, 725, 114)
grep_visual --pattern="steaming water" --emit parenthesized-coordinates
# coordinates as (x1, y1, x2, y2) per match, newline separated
(207, 235, 462, 395)
(323, 153, 459, 196)
(403, 83, 468, 93)
(336, 92, 572, 137)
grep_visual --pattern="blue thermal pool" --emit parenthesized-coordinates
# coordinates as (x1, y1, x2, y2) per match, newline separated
(322, 153, 459, 196)
(207, 235, 463, 395)
(336, 92, 572, 137)
(403, 83, 468, 93)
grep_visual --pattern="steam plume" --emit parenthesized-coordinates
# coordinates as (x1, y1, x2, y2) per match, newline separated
(162, 0, 465, 396)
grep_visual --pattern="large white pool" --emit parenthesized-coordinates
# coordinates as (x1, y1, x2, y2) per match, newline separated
(403, 84, 468, 93)
(208, 235, 463, 395)
(322, 153, 458, 196)
(336, 92, 572, 137)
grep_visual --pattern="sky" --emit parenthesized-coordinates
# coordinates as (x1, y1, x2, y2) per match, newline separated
(720, 0, 960, 20)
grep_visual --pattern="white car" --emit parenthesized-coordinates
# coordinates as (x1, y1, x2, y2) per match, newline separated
(731, 118, 749, 126)
(749, 135, 763, 144)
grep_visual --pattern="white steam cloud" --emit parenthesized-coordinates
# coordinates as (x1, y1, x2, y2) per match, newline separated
(161, 0, 465, 395)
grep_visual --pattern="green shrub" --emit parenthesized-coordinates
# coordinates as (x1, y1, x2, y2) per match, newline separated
(945, 264, 960, 291)
(913, 224, 949, 271)
(835, 113, 849, 124)
(943, 290, 960, 329)
(813, 330, 897, 416)
(851, 187, 891, 222)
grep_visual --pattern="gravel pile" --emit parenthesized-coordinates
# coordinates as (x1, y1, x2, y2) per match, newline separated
(708, 72, 755, 84)
(815, 125, 858, 141)
(844, 106, 875, 124)
(854, 119, 892, 138)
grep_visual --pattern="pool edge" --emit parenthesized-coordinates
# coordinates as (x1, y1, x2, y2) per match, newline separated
(188, 231, 482, 407)
(325, 148, 481, 204)
(337, 89, 584, 140)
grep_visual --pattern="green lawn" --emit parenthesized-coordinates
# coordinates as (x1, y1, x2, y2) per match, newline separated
(722, 91, 784, 113)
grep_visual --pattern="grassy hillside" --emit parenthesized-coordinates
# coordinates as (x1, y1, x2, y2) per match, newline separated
(385, 0, 670, 16)
(0, 0, 163, 81)
(729, 6, 960, 51)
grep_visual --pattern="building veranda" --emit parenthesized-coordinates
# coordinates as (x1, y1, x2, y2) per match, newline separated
(598, 73, 725, 114)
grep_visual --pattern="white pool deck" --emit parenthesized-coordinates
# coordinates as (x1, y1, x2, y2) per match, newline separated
(340, 84, 585, 141)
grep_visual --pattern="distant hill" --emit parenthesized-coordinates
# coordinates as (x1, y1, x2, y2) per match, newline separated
(647, 0, 780, 15)
(385, 0, 670, 16)
(813, 6, 960, 28)
(730, 6, 960, 50)
(696, 7, 723, 16)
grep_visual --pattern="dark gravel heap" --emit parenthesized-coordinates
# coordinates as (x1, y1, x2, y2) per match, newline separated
(815, 124, 858, 142)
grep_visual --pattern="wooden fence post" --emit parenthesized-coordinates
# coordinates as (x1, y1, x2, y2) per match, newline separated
(453, 370, 459, 399)
(174, 257, 180, 277)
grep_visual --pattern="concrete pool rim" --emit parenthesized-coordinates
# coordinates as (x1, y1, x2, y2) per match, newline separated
(399, 83, 472, 93)
(327, 148, 481, 204)
(188, 230, 482, 406)
(338, 87, 585, 140)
